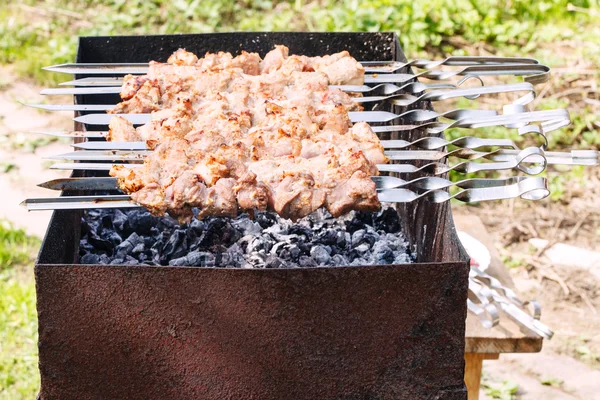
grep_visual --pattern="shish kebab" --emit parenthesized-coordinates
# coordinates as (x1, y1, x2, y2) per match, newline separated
(25, 46, 552, 221)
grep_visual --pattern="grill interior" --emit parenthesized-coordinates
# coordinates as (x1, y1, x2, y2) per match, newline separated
(39, 32, 467, 265)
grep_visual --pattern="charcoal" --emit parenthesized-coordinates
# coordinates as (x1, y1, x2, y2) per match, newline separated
(355, 243, 370, 253)
(132, 243, 145, 254)
(288, 225, 313, 239)
(233, 218, 262, 236)
(87, 231, 113, 252)
(190, 218, 205, 233)
(80, 206, 413, 268)
(80, 253, 100, 264)
(284, 248, 297, 260)
(316, 229, 338, 246)
(298, 256, 318, 268)
(116, 232, 140, 255)
(162, 230, 187, 260)
(255, 212, 277, 229)
(169, 256, 188, 266)
(112, 209, 128, 232)
(127, 210, 156, 235)
(330, 254, 348, 266)
(372, 242, 394, 264)
(101, 214, 114, 230)
(102, 231, 122, 247)
(310, 245, 331, 265)
(288, 244, 301, 260)
(351, 230, 365, 247)
(265, 255, 285, 269)
(374, 207, 401, 233)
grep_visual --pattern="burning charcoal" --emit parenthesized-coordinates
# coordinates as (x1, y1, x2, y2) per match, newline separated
(79, 204, 413, 268)
(351, 229, 365, 247)
(310, 245, 331, 265)
(199, 219, 240, 247)
(316, 229, 338, 246)
(79, 240, 94, 254)
(112, 209, 128, 232)
(280, 248, 293, 261)
(233, 218, 262, 236)
(116, 232, 141, 255)
(182, 251, 200, 266)
(80, 253, 100, 264)
(374, 207, 401, 233)
(197, 252, 216, 267)
(100, 231, 122, 248)
(255, 212, 277, 229)
(127, 210, 156, 235)
(298, 255, 318, 268)
(330, 254, 348, 266)
(87, 231, 113, 252)
(372, 241, 394, 264)
(265, 255, 285, 269)
(355, 243, 370, 253)
(162, 230, 188, 260)
(190, 218, 205, 233)
(288, 225, 313, 240)
(288, 244, 301, 260)
(169, 256, 188, 266)
(124, 255, 138, 265)
(132, 243, 145, 254)
(101, 214, 114, 230)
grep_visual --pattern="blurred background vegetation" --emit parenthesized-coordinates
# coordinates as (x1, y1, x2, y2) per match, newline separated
(1, 1, 599, 398)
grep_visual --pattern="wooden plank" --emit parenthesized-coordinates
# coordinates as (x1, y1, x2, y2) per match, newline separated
(465, 313, 543, 353)
(464, 353, 484, 400)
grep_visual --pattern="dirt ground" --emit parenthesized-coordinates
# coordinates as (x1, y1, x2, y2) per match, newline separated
(456, 195, 600, 399)
(1, 68, 599, 399)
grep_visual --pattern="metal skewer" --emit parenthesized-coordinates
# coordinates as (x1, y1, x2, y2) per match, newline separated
(45, 56, 543, 75)
(69, 109, 499, 126)
(45, 147, 597, 169)
(72, 135, 533, 152)
(26, 109, 570, 140)
(22, 176, 550, 211)
(30, 82, 537, 110)
(44, 58, 550, 84)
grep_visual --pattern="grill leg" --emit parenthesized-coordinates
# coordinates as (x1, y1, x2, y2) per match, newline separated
(464, 353, 500, 400)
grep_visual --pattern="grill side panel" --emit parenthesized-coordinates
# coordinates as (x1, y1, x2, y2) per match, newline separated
(36, 263, 468, 400)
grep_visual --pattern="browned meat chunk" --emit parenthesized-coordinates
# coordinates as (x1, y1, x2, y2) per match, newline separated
(108, 46, 383, 222)
(107, 116, 141, 142)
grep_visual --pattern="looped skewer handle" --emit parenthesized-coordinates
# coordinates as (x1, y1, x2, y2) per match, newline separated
(384, 147, 548, 175)
(467, 267, 551, 337)
(470, 267, 542, 320)
(376, 176, 549, 203)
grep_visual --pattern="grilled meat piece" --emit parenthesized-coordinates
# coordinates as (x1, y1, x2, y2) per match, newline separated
(109, 47, 382, 222)
(113, 45, 363, 108)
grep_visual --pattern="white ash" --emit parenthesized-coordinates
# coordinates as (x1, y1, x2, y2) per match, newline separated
(79, 206, 414, 268)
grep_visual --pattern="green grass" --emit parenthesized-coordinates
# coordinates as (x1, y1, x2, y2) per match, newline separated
(0, 222, 40, 399)
(1, 1, 599, 85)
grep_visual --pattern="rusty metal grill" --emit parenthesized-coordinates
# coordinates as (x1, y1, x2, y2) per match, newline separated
(35, 32, 470, 400)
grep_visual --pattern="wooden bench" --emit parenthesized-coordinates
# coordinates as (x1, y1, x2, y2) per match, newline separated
(454, 214, 544, 400)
